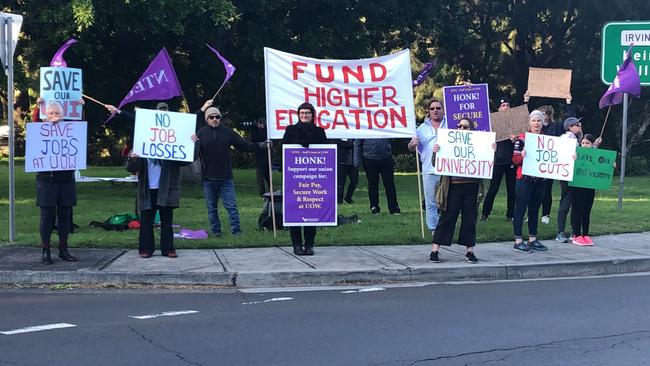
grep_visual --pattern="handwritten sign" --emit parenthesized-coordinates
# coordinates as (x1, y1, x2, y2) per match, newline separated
(522, 133, 576, 181)
(442, 83, 492, 132)
(569, 147, 617, 190)
(527, 67, 572, 99)
(283, 144, 337, 226)
(434, 128, 496, 179)
(39, 67, 83, 120)
(133, 108, 196, 162)
(264, 48, 416, 139)
(25, 122, 87, 172)
(490, 104, 530, 141)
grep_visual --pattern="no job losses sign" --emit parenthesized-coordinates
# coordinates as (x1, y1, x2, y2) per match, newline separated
(265, 48, 416, 139)
(133, 109, 196, 162)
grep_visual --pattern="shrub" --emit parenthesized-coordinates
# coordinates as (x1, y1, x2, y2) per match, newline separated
(394, 153, 417, 173)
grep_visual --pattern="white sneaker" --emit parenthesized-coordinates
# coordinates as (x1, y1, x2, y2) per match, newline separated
(541, 215, 550, 224)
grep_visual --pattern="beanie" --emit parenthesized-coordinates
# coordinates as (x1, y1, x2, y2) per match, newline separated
(529, 110, 544, 122)
(204, 107, 221, 122)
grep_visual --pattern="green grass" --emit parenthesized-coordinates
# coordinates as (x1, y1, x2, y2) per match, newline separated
(0, 162, 648, 249)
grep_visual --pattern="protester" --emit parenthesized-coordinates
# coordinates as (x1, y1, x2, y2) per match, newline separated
(282, 102, 328, 255)
(354, 138, 401, 215)
(429, 117, 486, 264)
(336, 139, 359, 204)
(194, 99, 269, 237)
(481, 98, 516, 222)
(36, 101, 81, 264)
(555, 116, 601, 243)
(408, 98, 446, 235)
(126, 150, 191, 258)
(249, 118, 272, 197)
(570, 134, 609, 246)
(511, 110, 549, 253)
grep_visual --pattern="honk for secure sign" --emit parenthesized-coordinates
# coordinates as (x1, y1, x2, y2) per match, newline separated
(264, 48, 416, 139)
(133, 109, 196, 162)
(434, 128, 496, 179)
(521, 133, 576, 181)
(39, 67, 83, 120)
(25, 122, 87, 172)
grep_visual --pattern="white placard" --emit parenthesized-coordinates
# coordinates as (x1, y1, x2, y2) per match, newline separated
(264, 47, 416, 139)
(521, 133, 576, 181)
(39, 67, 83, 120)
(433, 128, 496, 179)
(133, 108, 196, 162)
(25, 122, 87, 172)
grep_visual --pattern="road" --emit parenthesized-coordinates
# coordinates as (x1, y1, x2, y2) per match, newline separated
(1, 275, 650, 366)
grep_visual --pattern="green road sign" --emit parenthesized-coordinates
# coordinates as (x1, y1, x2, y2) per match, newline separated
(601, 21, 650, 85)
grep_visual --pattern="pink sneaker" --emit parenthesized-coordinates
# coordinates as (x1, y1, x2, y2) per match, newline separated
(572, 235, 588, 246)
(582, 236, 594, 246)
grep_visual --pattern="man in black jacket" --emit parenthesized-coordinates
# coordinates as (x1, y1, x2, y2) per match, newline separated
(195, 99, 267, 237)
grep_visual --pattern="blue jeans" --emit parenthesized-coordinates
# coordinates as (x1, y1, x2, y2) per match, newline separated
(203, 179, 241, 235)
(513, 179, 546, 239)
(423, 173, 440, 231)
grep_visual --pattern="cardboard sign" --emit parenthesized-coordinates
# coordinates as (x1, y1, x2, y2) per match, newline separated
(569, 147, 617, 190)
(39, 67, 83, 120)
(521, 133, 576, 181)
(283, 144, 337, 226)
(442, 84, 492, 132)
(264, 48, 416, 139)
(133, 108, 196, 162)
(527, 67, 572, 99)
(490, 104, 530, 142)
(25, 122, 87, 172)
(434, 128, 496, 179)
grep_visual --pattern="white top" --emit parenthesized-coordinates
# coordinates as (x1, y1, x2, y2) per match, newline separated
(147, 159, 161, 189)
(416, 117, 447, 174)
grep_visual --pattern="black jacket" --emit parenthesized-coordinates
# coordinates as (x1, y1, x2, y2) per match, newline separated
(195, 124, 260, 180)
(126, 158, 190, 209)
(282, 122, 327, 146)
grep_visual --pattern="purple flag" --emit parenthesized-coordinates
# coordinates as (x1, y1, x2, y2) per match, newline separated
(412, 60, 436, 87)
(50, 39, 78, 67)
(116, 47, 182, 111)
(599, 45, 641, 109)
(206, 43, 236, 93)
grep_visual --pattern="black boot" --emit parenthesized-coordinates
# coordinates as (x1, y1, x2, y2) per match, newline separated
(42, 248, 53, 265)
(304, 244, 314, 256)
(58, 248, 78, 262)
(293, 245, 305, 255)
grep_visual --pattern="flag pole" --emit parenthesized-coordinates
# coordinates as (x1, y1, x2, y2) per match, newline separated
(211, 82, 227, 101)
(266, 141, 277, 238)
(618, 93, 629, 211)
(415, 149, 425, 239)
(82, 93, 107, 107)
(598, 106, 611, 139)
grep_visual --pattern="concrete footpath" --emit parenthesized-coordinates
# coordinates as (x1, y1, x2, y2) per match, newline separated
(1, 232, 649, 288)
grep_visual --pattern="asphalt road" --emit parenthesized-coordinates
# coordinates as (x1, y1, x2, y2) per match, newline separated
(1, 275, 650, 366)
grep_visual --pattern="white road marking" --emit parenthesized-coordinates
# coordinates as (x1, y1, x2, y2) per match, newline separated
(129, 310, 199, 320)
(341, 287, 385, 294)
(242, 297, 294, 305)
(1, 323, 77, 335)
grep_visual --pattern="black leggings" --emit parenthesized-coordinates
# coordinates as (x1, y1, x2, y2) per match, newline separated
(39, 206, 72, 249)
(571, 188, 595, 237)
(432, 183, 478, 247)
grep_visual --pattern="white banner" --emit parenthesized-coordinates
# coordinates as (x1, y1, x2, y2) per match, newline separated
(522, 133, 576, 181)
(434, 128, 496, 179)
(264, 48, 416, 139)
(25, 122, 87, 172)
(133, 108, 196, 162)
(39, 67, 83, 120)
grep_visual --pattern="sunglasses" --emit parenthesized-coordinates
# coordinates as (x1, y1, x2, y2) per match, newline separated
(571, 122, 582, 127)
(457, 124, 471, 129)
(208, 115, 221, 120)
(429, 107, 442, 111)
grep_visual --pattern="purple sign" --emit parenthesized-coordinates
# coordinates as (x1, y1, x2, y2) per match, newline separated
(442, 83, 492, 132)
(283, 144, 337, 226)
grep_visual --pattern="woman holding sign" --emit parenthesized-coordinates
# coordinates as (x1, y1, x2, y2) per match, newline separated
(429, 118, 485, 264)
(511, 110, 549, 253)
(36, 101, 80, 264)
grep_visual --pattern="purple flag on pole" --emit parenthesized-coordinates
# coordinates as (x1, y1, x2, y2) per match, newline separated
(412, 60, 436, 87)
(116, 47, 182, 111)
(206, 43, 236, 91)
(599, 45, 641, 109)
(50, 38, 78, 67)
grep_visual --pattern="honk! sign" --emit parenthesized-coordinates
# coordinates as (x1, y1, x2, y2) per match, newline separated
(133, 109, 196, 162)
(521, 133, 576, 181)
(264, 48, 416, 139)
